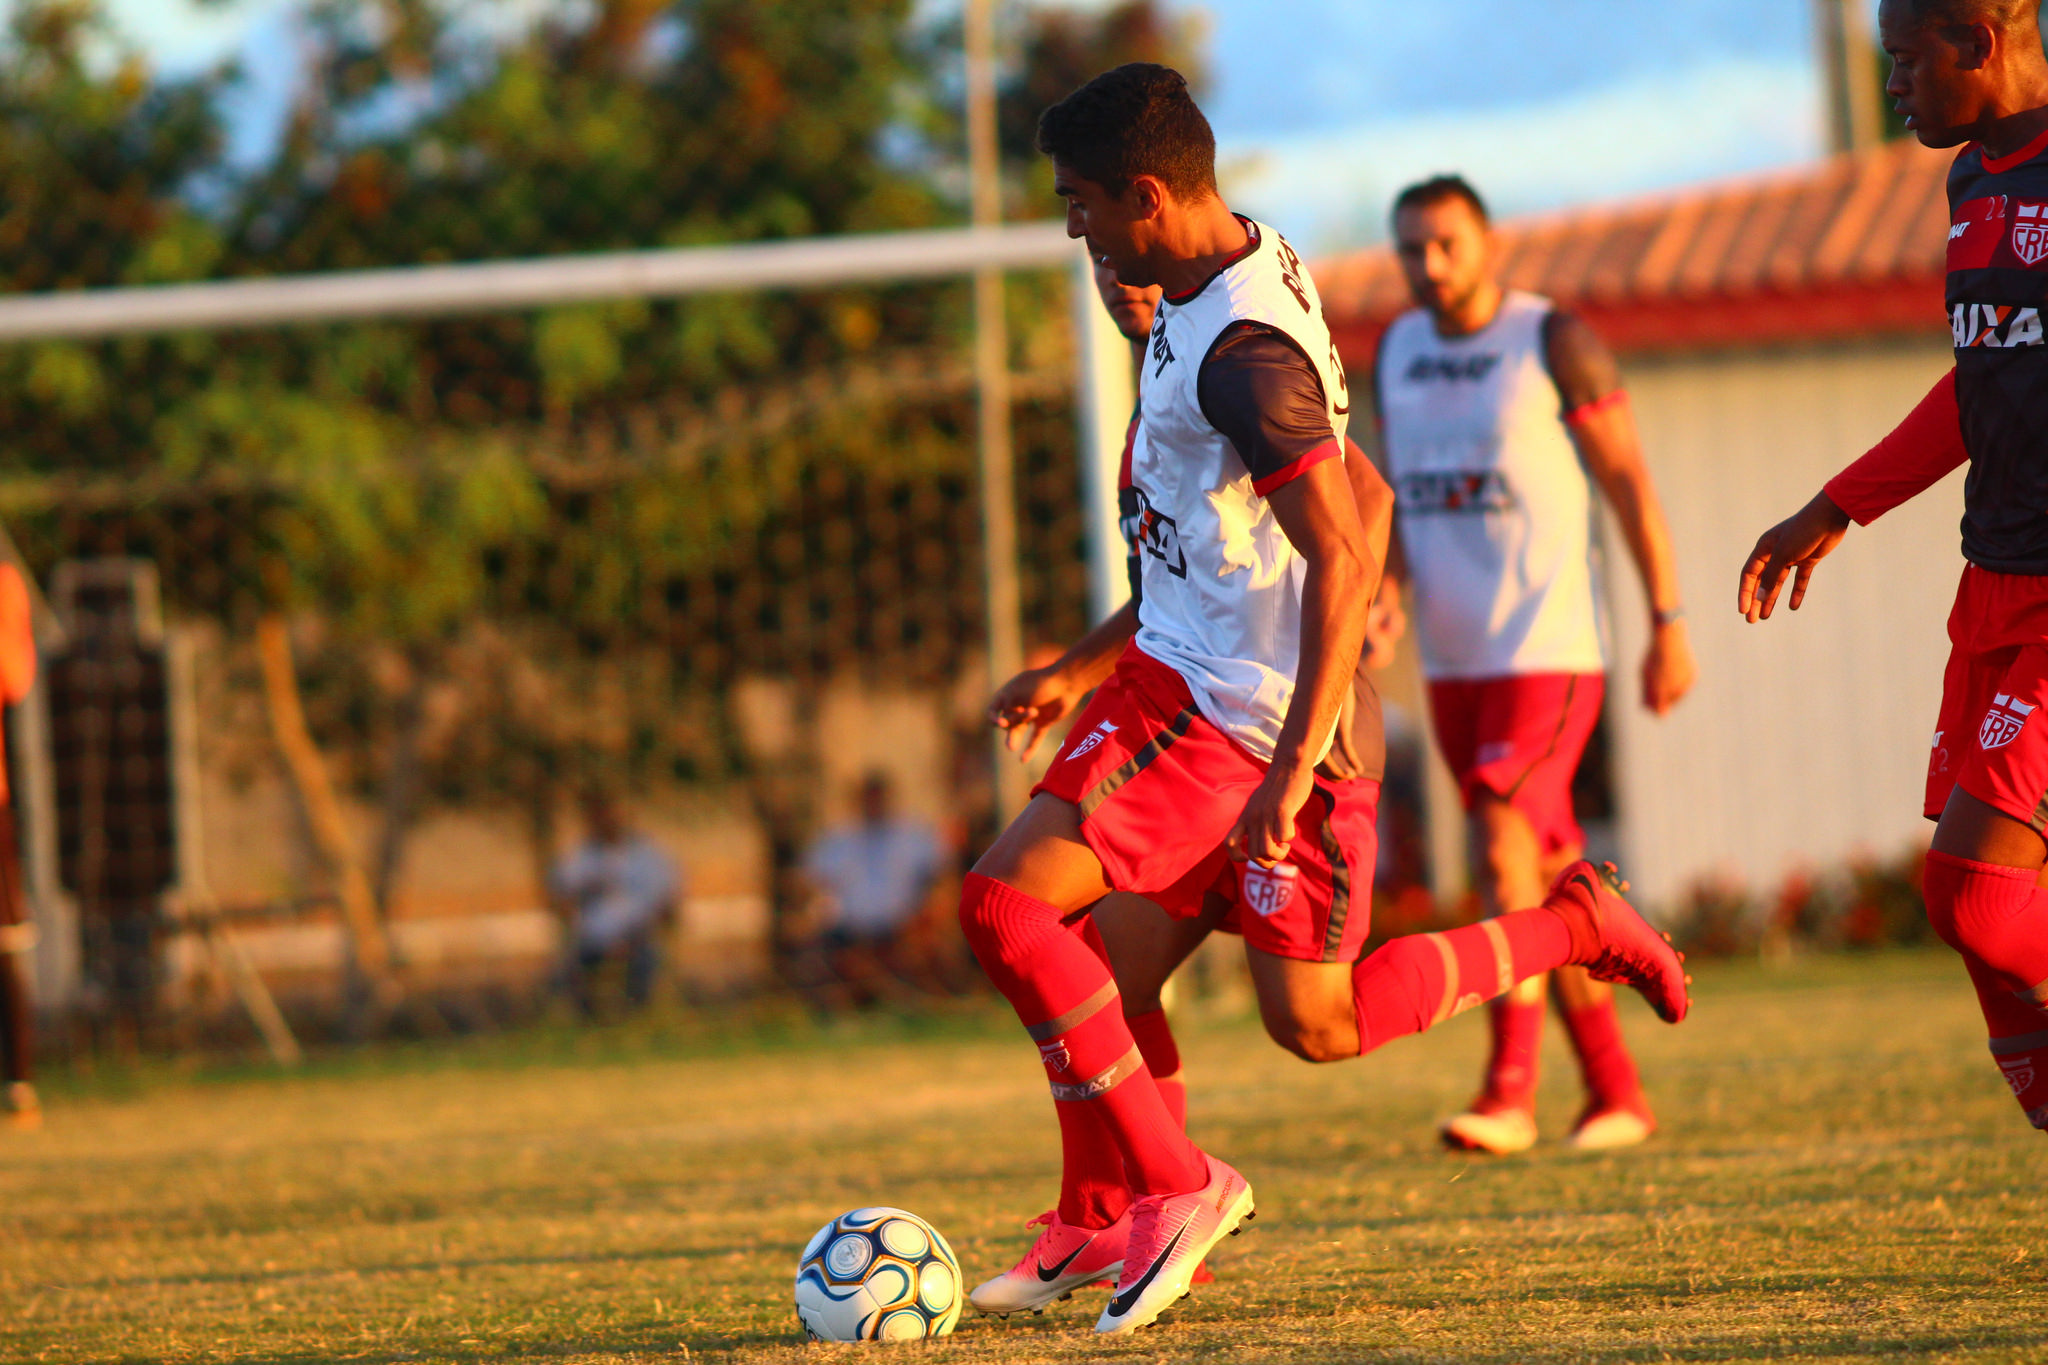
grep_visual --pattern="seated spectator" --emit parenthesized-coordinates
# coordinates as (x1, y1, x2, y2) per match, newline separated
(550, 791, 681, 1016)
(801, 771, 944, 1005)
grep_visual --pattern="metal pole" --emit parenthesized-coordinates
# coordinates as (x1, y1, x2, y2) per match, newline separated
(968, 0, 1028, 824)
(1072, 252, 1135, 622)
(1814, 0, 1882, 154)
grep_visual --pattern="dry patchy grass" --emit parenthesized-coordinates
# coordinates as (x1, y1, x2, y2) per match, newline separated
(2, 950, 2043, 1364)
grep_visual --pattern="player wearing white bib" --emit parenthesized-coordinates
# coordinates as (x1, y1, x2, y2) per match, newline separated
(959, 73, 1691, 1336)
(1373, 176, 1698, 1155)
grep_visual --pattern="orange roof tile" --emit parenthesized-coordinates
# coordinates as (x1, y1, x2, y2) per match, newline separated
(1315, 137, 1954, 364)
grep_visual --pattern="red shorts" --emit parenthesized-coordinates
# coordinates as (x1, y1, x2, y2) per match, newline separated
(1036, 647, 1379, 962)
(1927, 565, 2048, 827)
(1129, 778, 1382, 965)
(1213, 777, 1380, 963)
(1034, 645, 1271, 896)
(1427, 672, 1604, 855)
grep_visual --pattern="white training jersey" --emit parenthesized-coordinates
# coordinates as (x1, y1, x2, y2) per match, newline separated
(1376, 290, 1607, 679)
(1128, 218, 1351, 761)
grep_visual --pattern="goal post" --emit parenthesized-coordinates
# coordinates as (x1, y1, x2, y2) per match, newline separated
(0, 223, 1138, 989)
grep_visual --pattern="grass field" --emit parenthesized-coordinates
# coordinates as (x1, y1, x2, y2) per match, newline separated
(3, 949, 2043, 1364)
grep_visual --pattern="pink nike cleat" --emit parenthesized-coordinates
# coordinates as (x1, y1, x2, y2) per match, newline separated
(1094, 1153, 1253, 1334)
(1549, 860, 1692, 1024)
(969, 1206, 1130, 1317)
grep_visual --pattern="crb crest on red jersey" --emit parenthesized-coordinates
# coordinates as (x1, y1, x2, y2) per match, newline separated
(1240, 861, 1298, 918)
(1979, 692, 2037, 750)
(2015, 202, 2048, 266)
(2001, 1055, 2036, 1098)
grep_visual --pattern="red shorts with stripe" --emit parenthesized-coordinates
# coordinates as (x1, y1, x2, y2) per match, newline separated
(1213, 777, 1380, 963)
(1034, 645, 1380, 964)
(1034, 645, 1272, 897)
(1427, 672, 1604, 856)
(1927, 565, 2048, 828)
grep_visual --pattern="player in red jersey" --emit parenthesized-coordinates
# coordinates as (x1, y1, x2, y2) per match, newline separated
(1373, 177, 1698, 1155)
(1741, 0, 2048, 1134)
(959, 64, 1691, 1334)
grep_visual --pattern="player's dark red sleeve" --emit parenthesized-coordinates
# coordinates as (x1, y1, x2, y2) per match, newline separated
(1822, 369, 1967, 525)
(1541, 309, 1625, 420)
(1196, 322, 1338, 496)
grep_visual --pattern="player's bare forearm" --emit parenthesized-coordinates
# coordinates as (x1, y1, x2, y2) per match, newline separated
(1230, 459, 1370, 861)
(1354, 455, 1406, 673)
(1738, 490, 1852, 623)
(1574, 404, 1696, 713)
(1342, 436, 1393, 600)
(988, 600, 1139, 760)
(1574, 406, 1681, 617)
(1048, 600, 1140, 693)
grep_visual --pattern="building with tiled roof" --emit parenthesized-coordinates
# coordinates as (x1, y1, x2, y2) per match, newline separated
(1317, 139, 1962, 912)
(1316, 136, 1952, 364)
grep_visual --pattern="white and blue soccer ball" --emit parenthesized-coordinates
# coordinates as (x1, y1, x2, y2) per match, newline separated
(794, 1206, 963, 1342)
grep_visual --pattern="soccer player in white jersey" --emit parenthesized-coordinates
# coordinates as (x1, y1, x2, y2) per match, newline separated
(1372, 176, 1698, 1155)
(957, 68, 1691, 1335)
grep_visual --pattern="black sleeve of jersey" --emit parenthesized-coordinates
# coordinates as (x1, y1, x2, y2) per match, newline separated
(1196, 322, 1337, 491)
(1540, 309, 1623, 416)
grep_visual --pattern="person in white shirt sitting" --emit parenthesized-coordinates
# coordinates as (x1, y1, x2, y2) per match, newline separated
(801, 771, 945, 1004)
(549, 790, 681, 1016)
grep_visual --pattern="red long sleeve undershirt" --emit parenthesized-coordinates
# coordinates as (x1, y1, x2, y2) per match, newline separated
(1822, 368, 1967, 525)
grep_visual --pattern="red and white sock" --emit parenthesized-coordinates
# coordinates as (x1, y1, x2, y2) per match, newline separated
(1352, 901, 1574, 1055)
(1559, 995, 1643, 1113)
(1479, 978, 1545, 1112)
(1125, 1006, 1186, 1130)
(1920, 853, 2048, 1130)
(959, 874, 1205, 1197)
(1961, 951, 2048, 1130)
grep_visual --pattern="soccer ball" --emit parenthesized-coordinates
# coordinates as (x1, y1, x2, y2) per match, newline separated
(794, 1207, 963, 1342)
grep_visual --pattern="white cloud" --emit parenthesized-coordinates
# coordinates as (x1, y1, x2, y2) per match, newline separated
(1220, 55, 1825, 253)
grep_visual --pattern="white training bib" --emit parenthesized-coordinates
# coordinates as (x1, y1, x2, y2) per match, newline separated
(1129, 219, 1351, 761)
(1377, 291, 1607, 679)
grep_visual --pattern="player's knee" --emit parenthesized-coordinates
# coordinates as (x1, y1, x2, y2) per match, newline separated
(1260, 1001, 1357, 1063)
(957, 873, 1051, 972)
(1121, 990, 1165, 1017)
(1922, 896, 1964, 952)
(1265, 1017, 1353, 1063)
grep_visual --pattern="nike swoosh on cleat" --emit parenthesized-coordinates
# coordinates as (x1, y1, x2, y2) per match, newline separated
(1108, 1221, 1189, 1318)
(1035, 1239, 1091, 1282)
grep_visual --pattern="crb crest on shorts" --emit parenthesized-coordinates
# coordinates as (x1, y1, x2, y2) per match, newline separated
(1979, 692, 2037, 750)
(1240, 862, 1299, 918)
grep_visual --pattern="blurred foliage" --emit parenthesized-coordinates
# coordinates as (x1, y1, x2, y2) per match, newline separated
(0, 0, 1186, 903)
(1668, 847, 1931, 959)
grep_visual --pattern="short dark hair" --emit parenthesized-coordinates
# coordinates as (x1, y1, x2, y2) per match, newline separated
(1035, 63, 1217, 200)
(1905, 0, 2039, 28)
(1391, 175, 1490, 229)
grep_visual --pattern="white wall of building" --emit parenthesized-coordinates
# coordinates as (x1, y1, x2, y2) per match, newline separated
(1607, 338, 1959, 912)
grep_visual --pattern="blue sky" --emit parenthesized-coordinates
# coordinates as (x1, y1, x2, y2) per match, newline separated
(60, 0, 1872, 252)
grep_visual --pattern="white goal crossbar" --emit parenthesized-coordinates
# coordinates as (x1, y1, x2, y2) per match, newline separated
(0, 221, 1077, 340)
(0, 219, 1134, 620)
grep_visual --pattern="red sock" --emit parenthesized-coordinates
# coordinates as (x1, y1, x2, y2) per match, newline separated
(959, 874, 1204, 1195)
(1922, 851, 2048, 1001)
(1960, 950, 2048, 1130)
(1559, 996, 1642, 1110)
(1126, 1006, 1186, 1130)
(1052, 1087, 1131, 1226)
(1352, 903, 1574, 1054)
(1481, 983, 1545, 1110)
